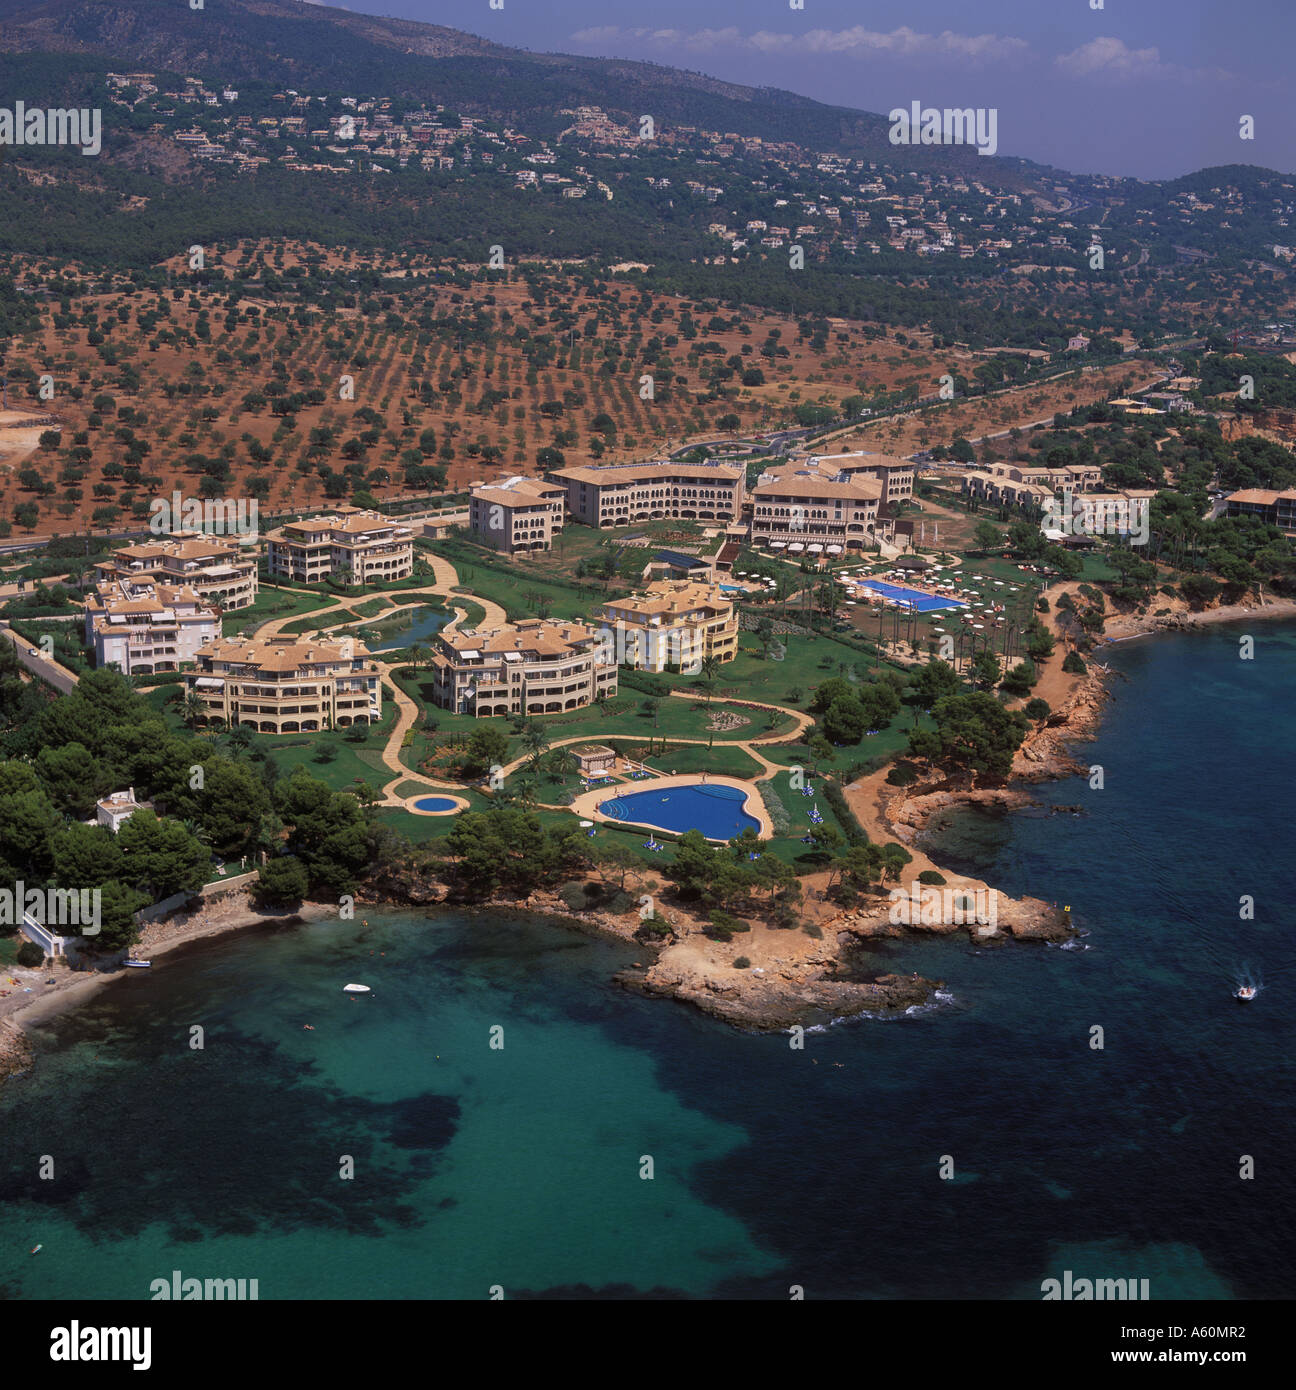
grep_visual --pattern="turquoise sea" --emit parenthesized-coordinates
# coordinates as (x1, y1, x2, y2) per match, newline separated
(2, 623, 1294, 1299)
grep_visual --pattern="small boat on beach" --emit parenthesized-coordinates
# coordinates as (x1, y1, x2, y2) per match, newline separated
(124, 960, 151, 968)
(342, 983, 371, 993)
(1235, 985, 1257, 1001)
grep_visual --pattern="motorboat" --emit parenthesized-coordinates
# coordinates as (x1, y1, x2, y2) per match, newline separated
(1235, 985, 1257, 1001)
(343, 983, 371, 993)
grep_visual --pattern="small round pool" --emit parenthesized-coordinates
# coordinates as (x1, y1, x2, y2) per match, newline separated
(413, 796, 459, 813)
(599, 783, 759, 840)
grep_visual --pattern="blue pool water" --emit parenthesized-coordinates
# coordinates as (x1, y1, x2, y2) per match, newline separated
(719, 584, 746, 593)
(858, 579, 966, 612)
(599, 783, 759, 840)
(413, 796, 459, 813)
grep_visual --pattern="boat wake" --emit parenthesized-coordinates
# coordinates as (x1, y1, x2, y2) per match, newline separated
(1233, 966, 1263, 1001)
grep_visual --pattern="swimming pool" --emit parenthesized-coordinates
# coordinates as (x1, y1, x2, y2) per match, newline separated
(599, 783, 760, 840)
(719, 583, 746, 593)
(857, 579, 966, 613)
(413, 796, 460, 813)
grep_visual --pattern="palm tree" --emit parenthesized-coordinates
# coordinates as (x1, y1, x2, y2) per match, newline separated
(514, 772, 539, 809)
(227, 724, 253, 757)
(700, 654, 720, 701)
(520, 721, 549, 766)
(181, 689, 205, 727)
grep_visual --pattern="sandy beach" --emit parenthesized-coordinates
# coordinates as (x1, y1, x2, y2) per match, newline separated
(1102, 593, 1296, 641)
(0, 892, 338, 1078)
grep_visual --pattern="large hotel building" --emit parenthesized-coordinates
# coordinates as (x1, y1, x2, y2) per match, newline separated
(596, 580, 739, 672)
(546, 461, 745, 528)
(750, 458, 888, 555)
(430, 618, 617, 717)
(265, 509, 415, 583)
(95, 533, 258, 611)
(184, 635, 383, 732)
(468, 476, 567, 554)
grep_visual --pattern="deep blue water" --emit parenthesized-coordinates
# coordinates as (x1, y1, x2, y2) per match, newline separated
(599, 783, 760, 840)
(1, 623, 1294, 1300)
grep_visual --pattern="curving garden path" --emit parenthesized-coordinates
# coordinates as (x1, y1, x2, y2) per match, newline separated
(203, 556, 817, 814)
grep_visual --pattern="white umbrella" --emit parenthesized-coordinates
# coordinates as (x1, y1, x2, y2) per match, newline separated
(579, 820, 594, 827)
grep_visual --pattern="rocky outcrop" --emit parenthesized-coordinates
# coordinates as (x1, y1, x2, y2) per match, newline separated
(0, 1020, 34, 1083)
(620, 957, 938, 1030)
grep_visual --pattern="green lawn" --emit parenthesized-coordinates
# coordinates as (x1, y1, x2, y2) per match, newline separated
(224, 586, 339, 636)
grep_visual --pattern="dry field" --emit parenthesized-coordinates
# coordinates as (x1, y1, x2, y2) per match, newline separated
(828, 360, 1162, 456)
(0, 241, 948, 536)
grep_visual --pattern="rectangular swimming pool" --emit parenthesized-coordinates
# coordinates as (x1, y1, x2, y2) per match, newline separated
(856, 579, 967, 613)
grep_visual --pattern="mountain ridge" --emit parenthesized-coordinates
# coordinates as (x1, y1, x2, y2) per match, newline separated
(0, 0, 1048, 181)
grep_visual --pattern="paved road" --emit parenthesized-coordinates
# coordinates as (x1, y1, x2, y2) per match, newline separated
(0, 622, 80, 693)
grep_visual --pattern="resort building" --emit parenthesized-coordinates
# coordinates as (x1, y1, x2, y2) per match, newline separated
(429, 618, 617, 717)
(94, 533, 258, 611)
(961, 471, 1056, 511)
(799, 451, 916, 503)
(265, 509, 415, 583)
(749, 458, 888, 555)
(84, 579, 219, 675)
(1224, 488, 1296, 537)
(596, 579, 739, 672)
(184, 635, 382, 731)
(987, 461, 1104, 492)
(468, 476, 566, 554)
(546, 461, 745, 528)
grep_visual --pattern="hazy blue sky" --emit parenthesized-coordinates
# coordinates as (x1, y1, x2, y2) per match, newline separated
(332, 0, 1296, 180)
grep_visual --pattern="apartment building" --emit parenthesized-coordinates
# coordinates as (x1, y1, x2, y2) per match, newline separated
(596, 580, 739, 672)
(989, 461, 1103, 491)
(430, 618, 616, 717)
(95, 533, 258, 611)
(265, 509, 414, 583)
(749, 459, 887, 554)
(819, 451, 917, 503)
(547, 461, 745, 528)
(1224, 488, 1296, 537)
(184, 635, 382, 732)
(469, 476, 566, 553)
(961, 471, 1055, 511)
(84, 579, 219, 675)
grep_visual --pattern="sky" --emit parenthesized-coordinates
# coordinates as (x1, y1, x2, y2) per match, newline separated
(324, 0, 1296, 181)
